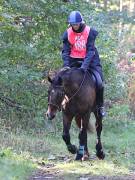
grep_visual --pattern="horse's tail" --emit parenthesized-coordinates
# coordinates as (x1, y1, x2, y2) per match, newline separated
(87, 120, 95, 133)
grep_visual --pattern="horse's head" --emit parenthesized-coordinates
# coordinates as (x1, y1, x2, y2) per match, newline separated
(46, 73, 65, 120)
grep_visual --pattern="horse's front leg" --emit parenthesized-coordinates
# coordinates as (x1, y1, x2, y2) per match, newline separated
(75, 114, 90, 161)
(94, 112, 105, 159)
(62, 113, 77, 154)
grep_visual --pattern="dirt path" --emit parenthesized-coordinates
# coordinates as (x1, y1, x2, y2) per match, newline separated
(28, 55, 135, 180)
(29, 169, 135, 180)
(28, 161, 135, 180)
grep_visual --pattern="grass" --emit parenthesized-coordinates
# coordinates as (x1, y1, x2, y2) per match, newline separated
(55, 160, 129, 179)
(0, 148, 36, 180)
(0, 104, 135, 179)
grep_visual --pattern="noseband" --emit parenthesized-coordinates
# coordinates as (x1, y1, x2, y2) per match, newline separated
(48, 85, 65, 111)
(48, 102, 62, 111)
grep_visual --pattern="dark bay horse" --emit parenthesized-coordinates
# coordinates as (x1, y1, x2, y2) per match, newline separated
(46, 67, 105, 160)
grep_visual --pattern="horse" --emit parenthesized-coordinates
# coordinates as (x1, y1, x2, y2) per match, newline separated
(46, 67, 105, 160)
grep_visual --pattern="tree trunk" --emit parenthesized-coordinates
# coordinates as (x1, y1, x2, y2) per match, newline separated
(104, 0, 107, 10)
(63, 0, 71, 2)
(129, 0, 135, 12)
(120, 0, 123, 12)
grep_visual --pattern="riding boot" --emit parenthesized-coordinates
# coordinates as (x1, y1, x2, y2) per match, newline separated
(96, 87, 106, 118)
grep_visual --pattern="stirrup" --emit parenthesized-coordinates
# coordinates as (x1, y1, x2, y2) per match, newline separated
(97, 106, 106, 118)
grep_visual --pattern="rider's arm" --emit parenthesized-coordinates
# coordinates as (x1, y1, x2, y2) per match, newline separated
(61, 31, 71, 67)
(81, 28, 98, 70)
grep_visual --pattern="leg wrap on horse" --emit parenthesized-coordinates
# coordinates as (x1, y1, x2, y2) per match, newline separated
(79, 129, 87, 147)
(76, 129, 88, 160)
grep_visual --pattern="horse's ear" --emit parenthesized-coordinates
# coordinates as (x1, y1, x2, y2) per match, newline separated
(47, 70, 57, 83)
(48, 76, 52, 83)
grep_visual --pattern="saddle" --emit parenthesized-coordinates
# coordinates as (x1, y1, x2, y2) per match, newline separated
(89, 69, 103, 90)
(69, 61, 103, 90)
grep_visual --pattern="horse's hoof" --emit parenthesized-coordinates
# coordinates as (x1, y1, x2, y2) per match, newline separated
(67, 144, 77, 154)
(82, 153, 89, 161)
(75, 153, 83, 160)
(96, 150, 105, 160)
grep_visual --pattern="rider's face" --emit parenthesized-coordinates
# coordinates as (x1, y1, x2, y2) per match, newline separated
(71, 23, 81, 31)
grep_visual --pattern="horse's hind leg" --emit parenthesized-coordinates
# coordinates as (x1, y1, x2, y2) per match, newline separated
(94, 112, 105, 159)
(62, 113, 77, 154)
(75, 114, 89, 161)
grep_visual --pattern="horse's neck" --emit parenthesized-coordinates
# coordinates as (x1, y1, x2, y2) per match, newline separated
(63, 71, 83, 96)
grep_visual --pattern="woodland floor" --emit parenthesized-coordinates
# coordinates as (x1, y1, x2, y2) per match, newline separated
(28, 154, 135, 180)
(29, 162, 135, 180)
(28, 59, 135, 180)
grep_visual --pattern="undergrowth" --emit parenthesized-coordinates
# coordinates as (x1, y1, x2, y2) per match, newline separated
(0, 104, 135, 179)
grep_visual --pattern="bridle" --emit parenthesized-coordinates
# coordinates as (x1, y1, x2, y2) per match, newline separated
(48, 71, 87, 111)
(48, 102, 62, 111)
(67, 71, 87, 102)
(48, 85, 65, 111)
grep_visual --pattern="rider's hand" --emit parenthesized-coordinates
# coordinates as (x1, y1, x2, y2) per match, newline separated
(60, 66, 71, 72)
(79, 67, 87, 72)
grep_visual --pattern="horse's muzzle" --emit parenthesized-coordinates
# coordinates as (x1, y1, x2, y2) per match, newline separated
(46, 107, 56, 120)
(46, 112, 55, 120)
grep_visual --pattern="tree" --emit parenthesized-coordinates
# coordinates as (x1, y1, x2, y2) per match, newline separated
(120, 0, 123, 12)
(104, 0, 107, 10)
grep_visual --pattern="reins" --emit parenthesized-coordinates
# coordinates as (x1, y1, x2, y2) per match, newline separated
(66, 71, 87, 102)
(48, 102, 62, 111)
(61, 71, 87, 109)
(48, 70, 87, 111)
(48, 85, 64, 111)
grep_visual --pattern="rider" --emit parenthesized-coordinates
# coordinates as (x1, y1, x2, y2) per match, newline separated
(61, 11, 105, 118)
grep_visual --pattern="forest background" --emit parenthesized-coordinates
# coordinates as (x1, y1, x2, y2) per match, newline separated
(0, 0, 135, 179)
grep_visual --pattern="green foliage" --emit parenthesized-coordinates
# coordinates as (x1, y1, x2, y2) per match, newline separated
(0, 148, 36, 180)
(0, 104, 135, 179)
(0, 0, 134, 129)
(0, 0, 71, 128)
(1, 1, 135, 179)
(103, 105, 135, 168)
(108, 104, 129, 118)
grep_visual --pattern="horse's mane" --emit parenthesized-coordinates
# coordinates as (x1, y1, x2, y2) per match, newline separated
(52, 68, 73, 86)
(53, 67, 93, 88)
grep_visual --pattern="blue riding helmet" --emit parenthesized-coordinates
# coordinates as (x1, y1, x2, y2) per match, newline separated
(68, 11, 83, 25)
